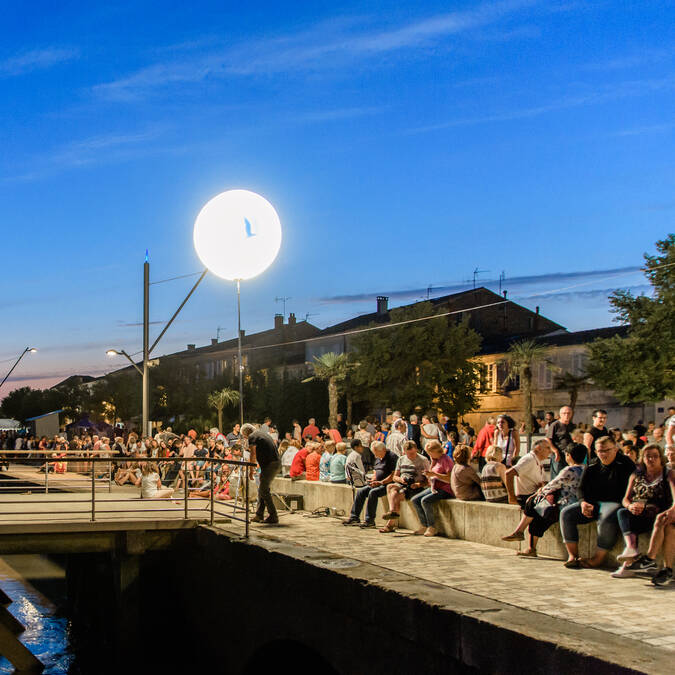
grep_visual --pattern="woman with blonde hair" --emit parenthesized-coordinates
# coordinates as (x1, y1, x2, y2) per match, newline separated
(141, 462, 174, 499)
(480, 445, 508, 503)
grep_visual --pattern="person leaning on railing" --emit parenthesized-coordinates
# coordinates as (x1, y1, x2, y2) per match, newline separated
(241, 423, 281, 525)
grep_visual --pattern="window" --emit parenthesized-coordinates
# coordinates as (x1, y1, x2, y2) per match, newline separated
(538, 362, 553, 390)
(572, 352, 588, 376)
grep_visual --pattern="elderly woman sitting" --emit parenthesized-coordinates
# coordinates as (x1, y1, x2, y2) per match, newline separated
(450, 444, 483, 501)
(480, 445, 508, 503)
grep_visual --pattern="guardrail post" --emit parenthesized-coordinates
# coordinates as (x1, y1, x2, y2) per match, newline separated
(108, 459, 112, 493)
(44, 460, 49, 495)
(91, 461, 96, 522)
(184, 458, 188, 520)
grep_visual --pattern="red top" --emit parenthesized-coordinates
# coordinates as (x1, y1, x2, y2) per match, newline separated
(290, 448, 309, 477)
(305, 451, 321, 481)
(302, 424, 320, 440)
(474, 424, 495, 458)
(328, 429, 342, 443)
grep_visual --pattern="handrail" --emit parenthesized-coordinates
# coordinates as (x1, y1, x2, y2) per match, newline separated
(0, 455, 256, 532)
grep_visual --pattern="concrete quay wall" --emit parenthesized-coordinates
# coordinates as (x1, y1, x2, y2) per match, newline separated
(271, 478, 648, 564)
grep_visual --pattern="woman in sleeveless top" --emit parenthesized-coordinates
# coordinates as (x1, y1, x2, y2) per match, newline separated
(493, 415, 520, 467)
(613, 444, 675, 572)
(480, 445, 507, 502)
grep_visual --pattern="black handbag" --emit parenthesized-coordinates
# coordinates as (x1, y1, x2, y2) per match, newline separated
(533, 494, 557, 520)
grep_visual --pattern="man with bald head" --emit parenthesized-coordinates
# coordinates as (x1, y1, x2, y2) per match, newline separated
(546, 406, 574, 479)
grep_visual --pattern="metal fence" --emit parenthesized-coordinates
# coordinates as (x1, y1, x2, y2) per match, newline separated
(0, 453, 256, 536)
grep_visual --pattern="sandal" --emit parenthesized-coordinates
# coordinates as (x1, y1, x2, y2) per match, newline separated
(564, 558, 581, 569)
(516, 549, 538, 557)
(379, 525, 396, 533)
(382, 511, 400, 519)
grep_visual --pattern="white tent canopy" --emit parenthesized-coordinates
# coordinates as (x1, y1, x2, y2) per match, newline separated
(0, 419, 21, 431)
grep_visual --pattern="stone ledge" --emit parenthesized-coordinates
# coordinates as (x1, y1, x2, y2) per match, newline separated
(271, 478, 647, 564)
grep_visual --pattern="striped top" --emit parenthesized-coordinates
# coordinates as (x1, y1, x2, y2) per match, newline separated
(480, 462, 508, 502)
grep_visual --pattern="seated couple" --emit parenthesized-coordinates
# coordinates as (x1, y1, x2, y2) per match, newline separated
(343, 440, 453, 536)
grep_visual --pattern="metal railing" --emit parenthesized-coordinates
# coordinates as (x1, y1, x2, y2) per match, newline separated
(0, 454, 256, 536)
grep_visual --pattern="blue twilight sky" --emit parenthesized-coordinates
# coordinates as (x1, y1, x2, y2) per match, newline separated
(0, 0, 673, 392)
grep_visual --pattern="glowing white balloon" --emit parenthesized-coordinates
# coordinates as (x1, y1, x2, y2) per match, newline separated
(193, 189, 282, 281)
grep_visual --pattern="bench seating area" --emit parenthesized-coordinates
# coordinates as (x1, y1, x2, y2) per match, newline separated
(271, 477, 648, 565)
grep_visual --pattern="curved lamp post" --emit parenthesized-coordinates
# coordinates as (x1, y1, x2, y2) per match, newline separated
(193, 189, 282, 424)
(0, 347, 37, 392)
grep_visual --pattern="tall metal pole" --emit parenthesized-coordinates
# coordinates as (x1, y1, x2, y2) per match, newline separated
(143, 253, 150, 437)
(237, 279, 244, 426)
(0, 348, 33, 392)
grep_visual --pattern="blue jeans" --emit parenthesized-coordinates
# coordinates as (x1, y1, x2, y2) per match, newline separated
(616, 508, 655, 536)
(559, 501, 621, 551)
(350, 484, 388, 523)
(410, 488, 453, 528)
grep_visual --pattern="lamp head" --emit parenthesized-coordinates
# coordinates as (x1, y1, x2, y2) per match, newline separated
(193, 189, 282, 281)
(106, 350, 119, 357)
(28, 348, 37, 353)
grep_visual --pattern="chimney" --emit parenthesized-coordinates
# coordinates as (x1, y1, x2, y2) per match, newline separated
(376, 296, 389, 315)
(187, 344, 195, 351)
(502, 290, 508, 299)
(533, 306, 540, 332)
(274, 313, 284, 329)
(211, 338, 218, 346)
(239, 329, 245, 340)
(288, 312, 297, 326)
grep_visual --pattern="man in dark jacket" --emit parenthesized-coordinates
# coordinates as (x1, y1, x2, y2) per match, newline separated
(560, 436, 634, 568)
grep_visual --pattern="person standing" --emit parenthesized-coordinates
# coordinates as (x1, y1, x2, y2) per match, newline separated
(472, 417, 496, 471)
(547, 405, 575, 479)
(241, 423, 281, 525)
(583, 409, 610, 463)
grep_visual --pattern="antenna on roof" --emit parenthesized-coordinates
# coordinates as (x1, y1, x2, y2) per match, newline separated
(473, 268, 490, 289)
(498, 271, 506, 295)
(216, 326, 225, 340)
(305, 312, 318, 322)
(275, 296, 291, 318)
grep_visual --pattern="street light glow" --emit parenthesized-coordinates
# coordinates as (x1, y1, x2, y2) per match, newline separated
(193, 189, 282, 281)
(106, 349, 119, 356)
(28, 348, 37, 353)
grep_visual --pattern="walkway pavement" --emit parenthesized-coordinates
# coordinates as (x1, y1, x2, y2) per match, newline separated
(220, 509, 675, 653)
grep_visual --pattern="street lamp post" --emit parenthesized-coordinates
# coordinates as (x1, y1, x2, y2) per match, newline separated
(193, 189, 282, 425)
(0, 348, 37, 392)
(107, 255, 208, 436)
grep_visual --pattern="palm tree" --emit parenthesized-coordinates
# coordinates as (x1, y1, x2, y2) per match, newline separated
(207, 387, 240, 432)
(501, 339, 550, 451)
(302, 352, 356, 429)
(555, 370, 590, 411)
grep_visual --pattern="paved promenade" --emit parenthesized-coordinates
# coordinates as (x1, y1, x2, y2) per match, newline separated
(220, 510, 675, 654)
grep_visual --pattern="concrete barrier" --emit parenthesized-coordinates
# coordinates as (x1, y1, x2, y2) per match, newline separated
(271, 478, 647, 564)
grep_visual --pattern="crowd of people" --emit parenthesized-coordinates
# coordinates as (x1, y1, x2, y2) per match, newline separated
(2, 405, 674, 585)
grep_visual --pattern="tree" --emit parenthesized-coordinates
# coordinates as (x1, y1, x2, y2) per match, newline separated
(586, 235, 675, 403)
(554, 371, 590, 411)
(302, 352, 356, 429)
(207, 387, 240, 432)
(502, 339, 550, 450)
(350, 302, 481, 417)
(0, 386, 63, 424)
(89, 374, 141, 425)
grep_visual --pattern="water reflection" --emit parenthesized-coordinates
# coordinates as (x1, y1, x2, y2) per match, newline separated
(0, 560, 73, 674)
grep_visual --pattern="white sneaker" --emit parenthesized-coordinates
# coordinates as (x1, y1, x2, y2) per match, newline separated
(611, 563, 634, 578)
(617, 546, 639, 562)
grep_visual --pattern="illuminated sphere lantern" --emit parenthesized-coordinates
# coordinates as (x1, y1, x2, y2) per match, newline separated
(193, 189, 282, 280)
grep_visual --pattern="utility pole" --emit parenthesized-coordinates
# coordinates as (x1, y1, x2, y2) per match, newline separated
(142, 251, 150, 437)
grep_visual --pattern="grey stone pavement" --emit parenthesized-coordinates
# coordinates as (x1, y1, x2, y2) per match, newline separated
(221, 509, 675, 652)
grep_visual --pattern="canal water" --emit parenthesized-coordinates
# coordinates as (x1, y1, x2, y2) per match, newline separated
(0, 556, 74, 674)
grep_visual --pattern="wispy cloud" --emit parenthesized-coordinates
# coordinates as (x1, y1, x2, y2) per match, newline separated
(408, 77, 675, 133)
(93, 1, 539, 100)
(297, 106, 384, 123)
(583, 47, 673, 72)
(318, 266, 642, 304)
(3, 126, 169, 182)
(517, 284, 652, 302)
(0, 47, 78, 77)
(611, 121, 675, 137)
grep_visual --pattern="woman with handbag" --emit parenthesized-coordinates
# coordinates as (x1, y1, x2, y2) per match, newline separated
(502, 442, 587, 556)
